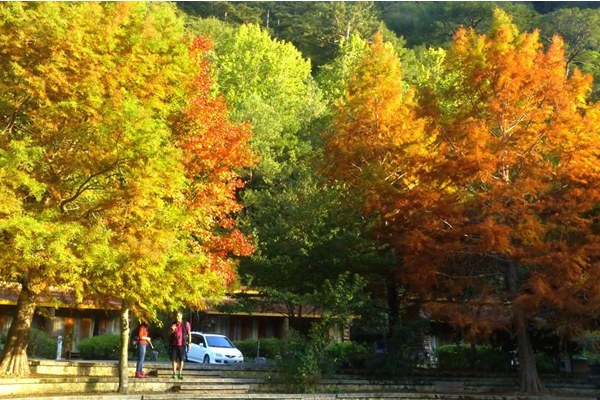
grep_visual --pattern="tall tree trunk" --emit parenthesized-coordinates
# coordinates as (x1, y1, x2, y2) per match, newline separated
(117, 305, 129, 394)
(514, 311, 545, 393)
(0, 284, 38, 377)
(387, 276, 400, 336)
(507, 262, 546, 394)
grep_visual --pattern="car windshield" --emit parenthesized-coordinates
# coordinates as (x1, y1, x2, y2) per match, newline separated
(206, 335, 234, 348)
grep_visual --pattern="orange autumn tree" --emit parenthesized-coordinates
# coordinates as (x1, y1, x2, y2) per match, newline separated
(325, 32, 434, 326)
(328, 11, 600, 394)
(411, 10, 600, 393)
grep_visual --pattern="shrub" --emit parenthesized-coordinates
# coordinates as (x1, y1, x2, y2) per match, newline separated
(576, 331, 600, 368)
(277, 330, 323, 393)
(535, 351, 555, 373)
(324, 341, 368, 369)
(150, 338, 169, 359)
(437, 344, 471, 370)
(583, 349, 600, 367)
(77, 333, 120, 360)
(364, 322, 424, 377)
(27, 329, 57, 359)
(436, 344, 512, 373)
(233, 338, 284, 360)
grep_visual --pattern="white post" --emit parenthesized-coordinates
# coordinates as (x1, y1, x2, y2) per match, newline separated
(56, 335, 63, 360)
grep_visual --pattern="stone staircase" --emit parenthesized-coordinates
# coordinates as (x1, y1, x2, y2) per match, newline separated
(0, 359, 597, 400)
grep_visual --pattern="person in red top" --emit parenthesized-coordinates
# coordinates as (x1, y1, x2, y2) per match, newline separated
(135, 322, 152, 378)
(168, 311, 191, 379)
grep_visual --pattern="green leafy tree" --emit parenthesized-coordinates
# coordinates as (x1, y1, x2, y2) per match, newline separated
(272, 2, 393, 68)
(181, 2, 404, 69)
(177, 1, 264, 25)
(378, 2, 538, 48)
(201, 22, 324, 184)
(237, 168, 385, 323)
(316, 34, 369, 105)
(536, 7, 600, 98)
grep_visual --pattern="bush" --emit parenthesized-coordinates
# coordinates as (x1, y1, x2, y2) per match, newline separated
(437, 344, 471, 370)
(576, 331, 600, 368)
(364, 321, 425, 376)
(437, 344, 512, 373)
(324, 341, 368, 369)
(233, 338, 284, 360)
(535, 351, 555, 373)
(150, 338, 169, 359)
(277, 330, 323, 393)
(27, 329, 57, 359)
(77, 333, 120, 360)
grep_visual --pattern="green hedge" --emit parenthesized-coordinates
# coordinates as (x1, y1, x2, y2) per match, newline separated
(27, 329, 57, 359)
(233, 338, 284, 360)
(77, 333, 120, 360)
(437, 344, 512, 372)
(577, 331, 600, 367)
(324, 341, 368, 369)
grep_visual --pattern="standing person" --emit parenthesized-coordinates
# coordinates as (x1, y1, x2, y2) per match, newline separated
(168, 311, 191, 380)
(135, 322, 152, 378)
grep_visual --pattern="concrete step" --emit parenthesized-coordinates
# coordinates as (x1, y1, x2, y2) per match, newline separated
(29, 359, 271, 378)
(167, 378, 263, 384)
(177, 384, 250, 394)
(4, 374, 598, 398)
(154, 371, 222, 378)
(5, 392, 597, 400)
(0, 377, 253, 397)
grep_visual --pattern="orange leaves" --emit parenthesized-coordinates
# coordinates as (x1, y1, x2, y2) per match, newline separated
(174, 36, 254, 284)
(425, 10, 600, 325)
(327, 10, 600, 336)
(326, 32, 431, 204)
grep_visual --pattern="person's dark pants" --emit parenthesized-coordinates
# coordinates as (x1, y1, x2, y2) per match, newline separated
(170, 345, 186, 362)
(136, 344, 147, 373)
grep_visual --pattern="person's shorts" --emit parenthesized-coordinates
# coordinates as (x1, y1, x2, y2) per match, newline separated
(170, 345, 186, 362)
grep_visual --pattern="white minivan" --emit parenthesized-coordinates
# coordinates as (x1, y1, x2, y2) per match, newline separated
(186, 332, 244, 364)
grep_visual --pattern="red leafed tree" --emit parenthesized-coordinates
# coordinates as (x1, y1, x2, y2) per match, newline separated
(413, 10, 600, 393)
(173, 36, 255, 292)
(327, 12, 600, 394)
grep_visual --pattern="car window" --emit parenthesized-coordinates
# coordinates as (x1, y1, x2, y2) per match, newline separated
(191, 334, 205, 346)
(206, 336, 234, 348)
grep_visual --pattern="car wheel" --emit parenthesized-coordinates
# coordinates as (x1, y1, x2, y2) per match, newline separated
(203, 355, 210, 364)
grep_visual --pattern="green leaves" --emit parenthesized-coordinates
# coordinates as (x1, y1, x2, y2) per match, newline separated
(192, 21, 324, 185)
(237, 166, 385, 315)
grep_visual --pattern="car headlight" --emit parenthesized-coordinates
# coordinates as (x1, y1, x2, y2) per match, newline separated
(215, 353, 223, 357)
